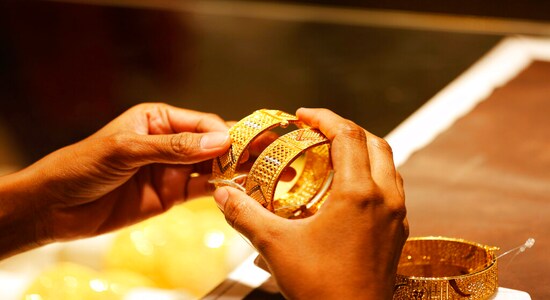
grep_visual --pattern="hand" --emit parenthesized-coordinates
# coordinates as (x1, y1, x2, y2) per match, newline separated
(0, 103, 231, 258)
(213, 108, 408, 299)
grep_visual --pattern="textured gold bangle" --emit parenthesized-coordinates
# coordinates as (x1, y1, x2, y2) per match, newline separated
(393, 237, 499, 300)
(245, 128, 332, 218)
(211, 110, 332, 218)
(212, 109, 299, 184)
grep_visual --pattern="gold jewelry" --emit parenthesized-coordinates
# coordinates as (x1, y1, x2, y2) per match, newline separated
(246, 128, 332, 218)
(211, 110, 332, 218)
(212, 109, 299, 183)
(393, 237, 499, 300)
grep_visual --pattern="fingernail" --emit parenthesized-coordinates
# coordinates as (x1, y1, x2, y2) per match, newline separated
(213, 187, 229, 212)
(201, 132, 229, 149)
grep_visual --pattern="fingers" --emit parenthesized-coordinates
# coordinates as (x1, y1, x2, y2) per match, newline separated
(280, 167, 297, 182)
(364, 131, 398, 192)
(296, 108, 372, 187)
(213, 187, 284, 250)
(165, 105, 229, 133)
(396, 171, 405, 199)
(111, 131, 230, 167)
(130, 103, 229, 135)
(402, 217, 410, 239)
(362, 132, 403, 208)
(297, 108, 404, 212)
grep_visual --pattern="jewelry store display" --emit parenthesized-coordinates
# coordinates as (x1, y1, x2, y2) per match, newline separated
(393, 237, 499, 300)
(210, 109, 333, 218)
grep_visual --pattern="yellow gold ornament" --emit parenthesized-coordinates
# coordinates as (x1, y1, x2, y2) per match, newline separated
(211, 109, 333, 218)
(246, 128, 332, 218)
(393, 237, 499, 300)
(212, 109, 299, 184)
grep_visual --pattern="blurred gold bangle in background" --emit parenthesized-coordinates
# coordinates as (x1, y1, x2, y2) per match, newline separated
(394, 237, 499, 300)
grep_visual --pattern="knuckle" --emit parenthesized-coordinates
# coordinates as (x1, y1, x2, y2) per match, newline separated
(387, 201, 407, 222)
(396, 172, 405, 195)
(336, 180, 383, 204)
(334, 121, 366, 142)
(96, 133, 138, 170)
(132, 102, 162, 112)
(135, 103, 171, 120)
(133, 102, 150, 110)
(334, 174, 408, 222)
(170, 133, 199, 157)
(104, 133, 140, 167)
(396, 171, 404, 183)
(143, 101, 165, 107)
(362, 188, 386, 206)
(106, 133, 133, 157)
(402, 218, 410, 239)
(369, 136, 393, 155)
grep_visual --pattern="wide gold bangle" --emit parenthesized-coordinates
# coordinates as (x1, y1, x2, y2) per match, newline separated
(212, 109, 299, 184)
(393, 237, 499, 300)
(211, 109, 332, 218)
(246, 128, 332, 218)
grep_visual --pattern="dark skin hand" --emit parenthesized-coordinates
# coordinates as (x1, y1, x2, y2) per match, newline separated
(214, 108, 409, 299)
(0, 105, 405, 299)
(0, 103, 232, 259)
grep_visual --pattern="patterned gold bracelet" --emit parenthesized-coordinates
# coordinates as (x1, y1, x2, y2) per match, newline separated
(212, 109, 299, 184)
(246, 128, 332, 218)
(393, 237, 499, 300)
(211, 109, 333, 218)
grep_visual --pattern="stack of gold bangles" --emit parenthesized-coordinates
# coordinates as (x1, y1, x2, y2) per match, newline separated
(211, 109, 333, 218)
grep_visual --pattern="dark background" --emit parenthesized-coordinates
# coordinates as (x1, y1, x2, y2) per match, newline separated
(0, 0, 532, 164)
(272, 0, 550, 21)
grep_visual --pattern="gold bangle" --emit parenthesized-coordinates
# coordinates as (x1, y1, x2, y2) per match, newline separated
(246, 128, 332, 218)
(212, 109, 299, 184)
(211, 110, 333, 218)
(393, 237, 499, 300)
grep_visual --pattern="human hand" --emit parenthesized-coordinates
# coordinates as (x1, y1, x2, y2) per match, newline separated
(5, 103, 231, 249)
(213, 108, 408, 299)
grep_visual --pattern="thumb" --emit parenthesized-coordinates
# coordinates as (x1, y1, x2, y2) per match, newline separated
(119, 131, 230, 166)
(213, 187, 284, 250)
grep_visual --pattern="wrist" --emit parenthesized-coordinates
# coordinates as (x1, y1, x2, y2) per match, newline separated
(0, 168, 52, 259)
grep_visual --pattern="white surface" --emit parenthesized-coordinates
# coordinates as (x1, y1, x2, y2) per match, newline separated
(202, 254, 271, 300)
(226, 254, 271, 290)
(491, 287, 531, 299)
(124, 288, 194, 300)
